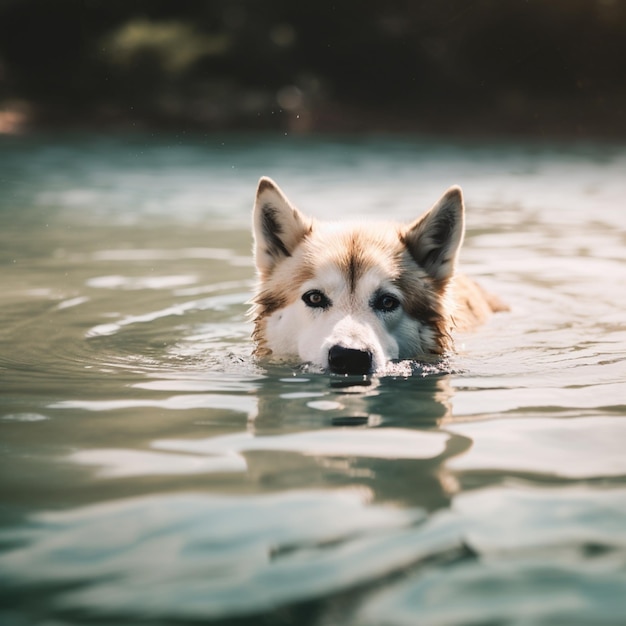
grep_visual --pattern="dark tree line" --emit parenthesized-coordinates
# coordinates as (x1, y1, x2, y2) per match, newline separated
(1, 0, 625, 136)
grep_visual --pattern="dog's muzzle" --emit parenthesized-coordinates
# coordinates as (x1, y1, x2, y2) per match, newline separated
(327, 345, 373, 375)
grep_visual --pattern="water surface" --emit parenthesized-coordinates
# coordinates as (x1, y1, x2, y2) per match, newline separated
(1, 133, 625, 625)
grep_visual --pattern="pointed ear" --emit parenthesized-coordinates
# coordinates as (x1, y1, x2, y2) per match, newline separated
(403, 186, 465, 282)
(253, 177, 312, 275)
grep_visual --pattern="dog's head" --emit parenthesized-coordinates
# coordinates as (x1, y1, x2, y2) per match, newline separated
(250, 178, 465, 374)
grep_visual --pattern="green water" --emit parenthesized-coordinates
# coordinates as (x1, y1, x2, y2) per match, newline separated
(1, 133, 625, 625)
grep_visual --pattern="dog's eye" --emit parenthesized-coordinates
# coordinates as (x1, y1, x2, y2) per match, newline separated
(373, 293, 400, 313)
(302, 289, 331, 309)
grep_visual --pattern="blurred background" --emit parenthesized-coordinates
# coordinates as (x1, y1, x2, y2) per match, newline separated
(1, 0, 625, 138)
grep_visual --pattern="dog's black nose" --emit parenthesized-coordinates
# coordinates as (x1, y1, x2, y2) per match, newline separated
(328, 345, 373, 375)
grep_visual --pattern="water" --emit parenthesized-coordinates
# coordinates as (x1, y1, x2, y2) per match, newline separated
(0, 133, 625, 625)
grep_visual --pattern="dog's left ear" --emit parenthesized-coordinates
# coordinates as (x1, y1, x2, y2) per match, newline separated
(253, 177, 312, 275)
(403, 186, 465, 282)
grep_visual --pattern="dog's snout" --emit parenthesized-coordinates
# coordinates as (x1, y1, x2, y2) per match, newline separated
(328, 345, 373, 375)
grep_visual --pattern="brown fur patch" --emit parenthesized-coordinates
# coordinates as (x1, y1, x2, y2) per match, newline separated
(394, 248, 453, 354)
(450, 274, 509, 332)
(251, 252, 316, 356)
(328, 229, 399, 292)
(341, 234, 368, 292)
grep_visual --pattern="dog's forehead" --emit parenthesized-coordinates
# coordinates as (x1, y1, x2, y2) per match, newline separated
(305, 263, 392, 296)
(305, 223, 402, 289)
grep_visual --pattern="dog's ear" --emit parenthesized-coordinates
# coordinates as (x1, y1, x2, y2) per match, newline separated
(253, 177, 312, 275)
(403, 186, 465, 282)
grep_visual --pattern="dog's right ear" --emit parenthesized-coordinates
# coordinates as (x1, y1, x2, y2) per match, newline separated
(253, 177, 312, 275)
(403, 186, 465, 283)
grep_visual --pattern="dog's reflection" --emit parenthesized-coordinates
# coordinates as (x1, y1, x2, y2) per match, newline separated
(245, 372, 470, 511)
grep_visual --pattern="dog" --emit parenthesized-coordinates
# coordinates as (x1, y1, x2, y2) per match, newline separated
(250, 177, 507, 375)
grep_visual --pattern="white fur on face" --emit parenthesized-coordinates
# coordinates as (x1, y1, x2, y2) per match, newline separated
(263, 263, 434, 372)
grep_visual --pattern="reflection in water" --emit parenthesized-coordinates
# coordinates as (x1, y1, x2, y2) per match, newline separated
(254, 370, 454, 431)
(243, 372, 464, 509)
